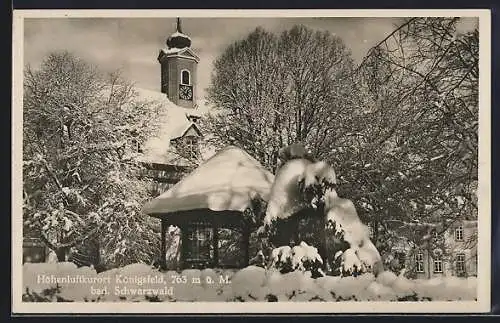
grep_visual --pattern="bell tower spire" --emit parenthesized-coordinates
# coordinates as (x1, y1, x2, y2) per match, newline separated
(176, 17, 182, 33)
(158, 18, 199, 109)
(166, 17, 191, 49)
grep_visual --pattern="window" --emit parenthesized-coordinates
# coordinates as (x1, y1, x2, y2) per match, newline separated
(434, 259, 443, 273)
(185, 223, 213, 263)
(217, 228, 245, 268)
(456, 253, 466, 273)
(455, 226, 464, 241)
(131, 139, 142, 153)
(185, 136, 197, 147)
(416, 252, 424, 273)
(181, 70, 191, 85)
(23, 246, 46, 264)
(182, 136, 198, 157)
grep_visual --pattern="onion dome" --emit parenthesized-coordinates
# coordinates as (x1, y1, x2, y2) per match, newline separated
(166, 18, 191, 49)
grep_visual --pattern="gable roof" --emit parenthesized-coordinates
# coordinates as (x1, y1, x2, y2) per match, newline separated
(143, 145, 275, 215)
(169, 122, 202, 141)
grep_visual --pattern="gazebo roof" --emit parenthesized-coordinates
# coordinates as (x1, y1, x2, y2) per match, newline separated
(143, 146, 275, 216)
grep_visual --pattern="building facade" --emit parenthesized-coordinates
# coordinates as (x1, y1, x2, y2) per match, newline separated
(407, 220, 478, 278)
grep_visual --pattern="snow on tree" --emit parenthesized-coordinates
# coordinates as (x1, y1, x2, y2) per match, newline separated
(264, 158, 336, 224)
(23, 51, 164, 266)
(322, 188, 383, 276)
(348, 17, 479, 273)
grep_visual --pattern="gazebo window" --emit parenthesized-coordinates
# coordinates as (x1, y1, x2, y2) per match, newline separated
(217, 228, 244, 268)
(184, 223, 213, 262)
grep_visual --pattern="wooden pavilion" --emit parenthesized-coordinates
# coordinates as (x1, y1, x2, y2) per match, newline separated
(143, 146, 274, 270)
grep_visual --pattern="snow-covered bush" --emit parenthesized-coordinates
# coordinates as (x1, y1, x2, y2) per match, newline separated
(269, 242, 324, 278)
(323, 188, 383, 276)
(260, 151, 383, 278)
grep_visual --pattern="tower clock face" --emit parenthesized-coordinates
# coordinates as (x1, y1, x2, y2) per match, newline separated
(179, 84, 193, 101)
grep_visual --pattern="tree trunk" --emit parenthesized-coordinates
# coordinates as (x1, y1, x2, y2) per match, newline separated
(242, 228, 250, 267)
(212, 222, 219, 268)
(427, 242, 431, 279)
(55, 247, 69, 262)
(160, 219, 166, 270)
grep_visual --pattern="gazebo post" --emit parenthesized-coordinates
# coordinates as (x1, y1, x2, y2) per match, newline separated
(180, 225, 188, 269)
(242, 227, 250, 267)
(212, 218, 219, 268)
(160, 218, 167, 270)
(319, 216, 328, 271)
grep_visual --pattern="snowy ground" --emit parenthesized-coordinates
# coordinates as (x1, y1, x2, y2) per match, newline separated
(22, 262, 477, 302)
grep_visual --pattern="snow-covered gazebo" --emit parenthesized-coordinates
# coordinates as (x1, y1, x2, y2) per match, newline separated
(143, 146, 274, 270)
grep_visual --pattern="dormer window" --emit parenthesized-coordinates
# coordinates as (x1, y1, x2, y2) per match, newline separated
(185, 136, 196, 147)
(171, 135, 199, 160)
(181, 70, 191, 85)
(185, 136, 198, 154)
(455, 226, 464, 241)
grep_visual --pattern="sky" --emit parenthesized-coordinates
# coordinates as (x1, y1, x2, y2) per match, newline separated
(23, 17, 478, 99)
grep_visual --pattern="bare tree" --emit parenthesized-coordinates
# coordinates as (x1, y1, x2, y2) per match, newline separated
(203, 20, 478, 276)
(204, 25, 359, 172)
(348, 17, 478, 270)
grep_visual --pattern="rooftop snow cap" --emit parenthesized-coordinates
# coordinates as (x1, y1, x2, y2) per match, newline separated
(166, 18, 192, 49)
(143, 146, 275, 215)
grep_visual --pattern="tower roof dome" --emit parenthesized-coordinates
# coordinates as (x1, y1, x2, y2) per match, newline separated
(166, 18, 192, 49)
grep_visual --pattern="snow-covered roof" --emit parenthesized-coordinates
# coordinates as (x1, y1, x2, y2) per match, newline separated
(131, 87, 207, 167)
(161, 47, 184, 55)
(170, 31, 191, 40)
(143, 145, 275, 215)
(159, 47, 200, 62)
(169, 123, 201, 141)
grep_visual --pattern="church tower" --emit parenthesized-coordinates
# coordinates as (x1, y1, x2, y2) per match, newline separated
(158, 18, 200, 109)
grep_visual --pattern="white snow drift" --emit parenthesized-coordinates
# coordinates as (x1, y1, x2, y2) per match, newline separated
(23, 262, 476, 302)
